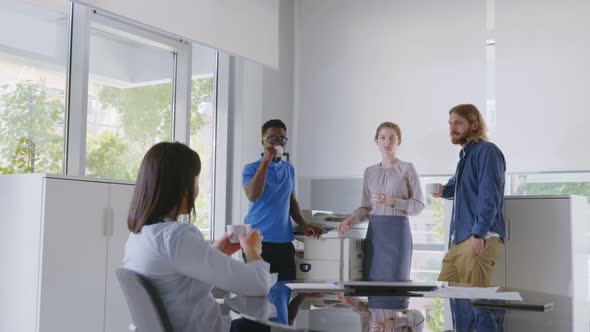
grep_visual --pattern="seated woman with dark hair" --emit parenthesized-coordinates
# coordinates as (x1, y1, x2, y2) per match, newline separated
(123, 142, 273, 332)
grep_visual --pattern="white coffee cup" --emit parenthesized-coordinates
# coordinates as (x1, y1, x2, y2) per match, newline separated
(425, 183, 443, 195)
(372, 193, 385, 202)
(226, 224, 251, 243)
(274, 145, 283, 158)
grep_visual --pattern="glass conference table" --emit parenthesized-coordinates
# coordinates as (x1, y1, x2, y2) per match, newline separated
(223, 281, 575, 331)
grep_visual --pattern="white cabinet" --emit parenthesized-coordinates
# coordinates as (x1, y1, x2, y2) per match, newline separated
(0, 174, 134, 332)
(492, 195, 589, 332)
(105, 184, 136, 332)
(442, 195, 588, 332)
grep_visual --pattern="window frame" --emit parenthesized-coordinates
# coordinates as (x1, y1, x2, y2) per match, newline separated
(62, 2, 222, 239)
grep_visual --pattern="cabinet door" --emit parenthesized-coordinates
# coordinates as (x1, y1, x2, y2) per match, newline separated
(504, 198, 571, 294)
(0, 174, 44, 332)
(39, 179, 109, 332)
(104, 184, 135, 332)
(490, 206, 507, 288)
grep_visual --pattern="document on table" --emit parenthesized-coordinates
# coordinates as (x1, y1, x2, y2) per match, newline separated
(285, 283, 345, 292)
(413, 286, 523, 301)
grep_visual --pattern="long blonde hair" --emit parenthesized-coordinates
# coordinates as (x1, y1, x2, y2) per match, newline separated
(449, 104, 488, 141)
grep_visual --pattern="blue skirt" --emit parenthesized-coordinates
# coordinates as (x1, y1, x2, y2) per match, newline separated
(363, 215, 412, 281)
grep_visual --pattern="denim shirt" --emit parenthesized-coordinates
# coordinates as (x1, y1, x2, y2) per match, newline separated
(442, 140, 506, 245)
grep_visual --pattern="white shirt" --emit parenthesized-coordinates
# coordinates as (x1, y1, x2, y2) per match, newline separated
(123, 221, 273, 332)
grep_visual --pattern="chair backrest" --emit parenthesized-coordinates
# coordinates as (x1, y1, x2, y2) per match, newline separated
(116, 268, 174, 332)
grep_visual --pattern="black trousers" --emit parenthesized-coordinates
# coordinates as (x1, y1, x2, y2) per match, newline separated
(230, 318, 270, 332)
(243, 242, 296, 281)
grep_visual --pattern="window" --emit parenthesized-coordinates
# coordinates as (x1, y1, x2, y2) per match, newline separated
(0, 1, 221, 239)
(510, 172, 590, 296)
(509, 172, 590, 237)
(410, 176, 452, 283)
(189, 44, 217, 239)
(85, 19, 175, 180)
(0, 1, 69, 174)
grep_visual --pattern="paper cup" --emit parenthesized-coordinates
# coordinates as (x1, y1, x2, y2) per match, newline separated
(226, 224, 251, 243)
(425, 183, 442, 195)
(275, 145, 283, 158)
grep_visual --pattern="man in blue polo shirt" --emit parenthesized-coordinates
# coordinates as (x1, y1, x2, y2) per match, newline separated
(242, 119, 323, 281)
(434, 104, 506, 287)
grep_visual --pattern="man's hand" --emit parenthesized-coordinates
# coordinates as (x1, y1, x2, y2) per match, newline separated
(470, 236, 485, 256)
(372, 192, 395, 207)
(262, 145, 277, 163)
(429, 183, 444, 198)
(431, 189, 444, 198)
(212, 233, 241, 256)
(303, 224, 324, 239)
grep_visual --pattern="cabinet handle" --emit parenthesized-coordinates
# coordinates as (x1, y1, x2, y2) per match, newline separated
(506, 217, 511, 242)
(109, 208, 115, 237)
(102, 208, 109, 237)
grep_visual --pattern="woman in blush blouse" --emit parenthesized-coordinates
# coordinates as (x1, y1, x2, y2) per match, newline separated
(123, 142, 273, 332)
(339, 122, 425, 282)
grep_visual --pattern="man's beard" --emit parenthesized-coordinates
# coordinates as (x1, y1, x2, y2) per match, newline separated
(450, 130, 472, 145)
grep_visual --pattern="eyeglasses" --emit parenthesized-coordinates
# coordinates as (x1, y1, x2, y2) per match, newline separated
(263, 136, 288, 145)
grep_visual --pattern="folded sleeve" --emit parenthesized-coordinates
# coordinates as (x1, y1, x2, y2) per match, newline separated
(442, 175, 457, 199)
(394, 163, 425, 216)
(242, 163, 257, 188)
(168, 226, 273, 296)
(360, 168, 372, 209)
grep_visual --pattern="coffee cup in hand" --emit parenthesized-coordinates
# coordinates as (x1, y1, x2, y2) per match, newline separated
(425, 183, 442, 195)
(372, 193, 385, 202)
(226, 224, 251, 243)
(274, 145, 283, 158)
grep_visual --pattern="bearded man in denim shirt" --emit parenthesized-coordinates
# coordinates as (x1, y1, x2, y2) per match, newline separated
(434, 104, 506, 287)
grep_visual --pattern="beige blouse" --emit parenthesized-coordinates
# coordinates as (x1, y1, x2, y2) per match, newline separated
(361, 160, 425, 217)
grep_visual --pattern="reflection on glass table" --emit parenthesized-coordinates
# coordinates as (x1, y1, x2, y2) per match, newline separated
(224, 282, 567, 332)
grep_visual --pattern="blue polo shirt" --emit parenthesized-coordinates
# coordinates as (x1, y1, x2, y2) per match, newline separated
(242, 157, 296, 243)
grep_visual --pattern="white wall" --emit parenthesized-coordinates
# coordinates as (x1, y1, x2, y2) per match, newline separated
(80, 0, 280, 69)
(226, 0, 295, 225)
(294, 0, 487, 179)
(495, 0, 590, 172)
(192, 43, 217, 77)
(0, 4, 59, 57)
(0, 5, 215, 88)
(0, 1, 68, 71)
(294, 0, 590, 181)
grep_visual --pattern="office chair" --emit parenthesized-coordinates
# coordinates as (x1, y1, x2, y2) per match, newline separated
(116, 268, 174, 332)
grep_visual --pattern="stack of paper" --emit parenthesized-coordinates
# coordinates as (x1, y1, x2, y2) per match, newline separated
(285, 283, 345, 292)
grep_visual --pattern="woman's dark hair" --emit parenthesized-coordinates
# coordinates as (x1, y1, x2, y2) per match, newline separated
(127, 142, 201, 233)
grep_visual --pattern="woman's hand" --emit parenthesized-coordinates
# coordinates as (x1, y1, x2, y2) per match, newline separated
(240, 229, 264, 261)
(212, 232, 241, 256)
(338, 217, 355, 233)
(372, 192, 395, 207)
(370, 319, 396, 332)
(337, 293, 354, 305)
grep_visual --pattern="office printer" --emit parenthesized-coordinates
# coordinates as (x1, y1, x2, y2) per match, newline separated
(294, 210, 367, 282)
